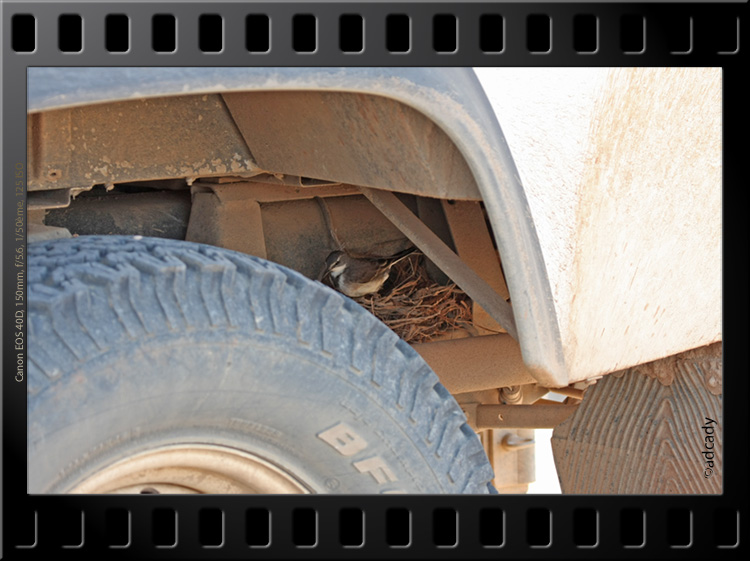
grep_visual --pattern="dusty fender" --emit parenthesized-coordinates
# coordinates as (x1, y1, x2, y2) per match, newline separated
(29, 67, 567, 386)
(475, 68, 721, 383)
(28, 67, 721, 386)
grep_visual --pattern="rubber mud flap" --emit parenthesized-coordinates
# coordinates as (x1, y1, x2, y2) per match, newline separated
(27, 235, 495, 494)
(551, 342, 722, 494)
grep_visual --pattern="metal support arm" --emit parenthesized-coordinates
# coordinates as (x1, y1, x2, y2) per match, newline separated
(465, 403, 579, 430)
(359, 187, 518, 339)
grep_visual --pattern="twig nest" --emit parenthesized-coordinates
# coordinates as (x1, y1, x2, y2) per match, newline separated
(353, 254, 474, 343)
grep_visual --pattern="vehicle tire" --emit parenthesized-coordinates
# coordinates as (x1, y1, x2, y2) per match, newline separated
(28, 235, 495, 494)
(551, 342, 722, 494)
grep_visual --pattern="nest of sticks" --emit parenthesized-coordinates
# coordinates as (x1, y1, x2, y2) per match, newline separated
(353, 253, 475, 343)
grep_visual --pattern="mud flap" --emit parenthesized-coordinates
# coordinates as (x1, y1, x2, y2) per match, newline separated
(551, 342, 721, 494)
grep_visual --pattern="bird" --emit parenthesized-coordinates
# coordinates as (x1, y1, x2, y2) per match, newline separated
(320, 247, 417, 298)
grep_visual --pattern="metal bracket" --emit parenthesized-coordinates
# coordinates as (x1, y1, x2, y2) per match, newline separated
(359, 187, 517, 339)
(27, 187, 91, 210)
(185, 181, 362, 260)
(442, 199, 510, 334)
(475, 403, 578, 430)
(186, 184, 267, 259)
(500, 434, 536, 451)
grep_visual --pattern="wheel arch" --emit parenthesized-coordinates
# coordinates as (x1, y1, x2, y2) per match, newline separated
(28, 67, 567, 386)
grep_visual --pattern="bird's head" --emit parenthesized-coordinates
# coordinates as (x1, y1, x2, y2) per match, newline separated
(324, 250, 348, 279)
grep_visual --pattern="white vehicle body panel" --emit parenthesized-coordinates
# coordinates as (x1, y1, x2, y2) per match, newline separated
(475, 67, 722, 382)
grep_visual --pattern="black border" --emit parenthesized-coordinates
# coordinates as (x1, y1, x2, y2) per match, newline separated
(2, 1, 747, 559)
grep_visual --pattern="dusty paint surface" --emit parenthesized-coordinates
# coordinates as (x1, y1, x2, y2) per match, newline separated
(476, 68, 721, 382)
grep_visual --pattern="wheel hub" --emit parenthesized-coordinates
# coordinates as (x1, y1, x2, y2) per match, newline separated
(70, 444, 311, 494)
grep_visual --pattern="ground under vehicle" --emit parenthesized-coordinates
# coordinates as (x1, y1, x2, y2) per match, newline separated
(26, 67, 721, 494)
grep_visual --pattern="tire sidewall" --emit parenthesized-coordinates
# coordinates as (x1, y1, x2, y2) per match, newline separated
(28, 236, 491, 494)
(30, 318, 440, 494)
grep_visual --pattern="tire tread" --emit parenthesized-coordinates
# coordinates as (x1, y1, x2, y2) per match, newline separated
(29, 236, 494, 493)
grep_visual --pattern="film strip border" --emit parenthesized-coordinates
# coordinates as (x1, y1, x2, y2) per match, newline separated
(11, 498, 742, 556)
(4, 2, 744, 63)
(3, 1, 747, 560)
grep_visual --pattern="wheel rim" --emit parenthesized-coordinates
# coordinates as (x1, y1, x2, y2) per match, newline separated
(69, 444, 311, 494)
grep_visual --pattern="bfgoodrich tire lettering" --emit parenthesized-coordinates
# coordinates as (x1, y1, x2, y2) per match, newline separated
(28, 236, 495, 494)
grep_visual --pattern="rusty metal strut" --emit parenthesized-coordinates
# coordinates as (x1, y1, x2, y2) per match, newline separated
(359, 187, 518, 339)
